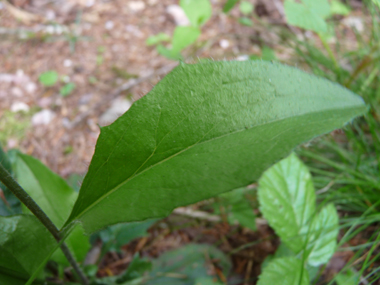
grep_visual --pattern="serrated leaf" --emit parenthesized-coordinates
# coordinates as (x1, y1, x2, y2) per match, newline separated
(14, 153, 90, 265)
(180, 0, 212, 27)
(258, 154, 339, 266)
(258, 153, 317, 253)
(65, 60, 366, 234)
(0, 215, 57, 282)
(223, 0, 239, 13)
(258, 257, 309, 285)
(147, 244, 231, 285)
(284, 0, 329, 33)
(306, 203, 338, 266)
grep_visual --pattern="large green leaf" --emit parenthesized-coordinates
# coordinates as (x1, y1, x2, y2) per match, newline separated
(14, 153, 90, 265)
(66, 60, 365, 234)
(258, 153, 316, 253)
(258, 257, 309, 285)
(284, 0, 330, 34)
(0, 215, 57, 282)
(180, 0, 211, 27)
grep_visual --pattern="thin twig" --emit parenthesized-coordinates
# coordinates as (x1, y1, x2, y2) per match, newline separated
(0, 164, 89, 285)
(67, 63, 178, 129)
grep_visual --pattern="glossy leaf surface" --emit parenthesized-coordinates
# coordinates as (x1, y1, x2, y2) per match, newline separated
(258, 257, 309, 285)
(306, 203, 338, 266)
(0, 215, 56, 282)
(258, 153, 339, 266)
(258, 153, 316, 253)
(66, 60, 366, 233)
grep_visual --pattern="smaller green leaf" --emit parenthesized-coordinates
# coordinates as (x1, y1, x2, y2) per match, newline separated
(306, 203, 338, 266)
(258, 153, 338, 267)
(39, 71, 58, 87)
(147, 244, 231, 285)
(14, 153, 90, 266)
(261, 46, 277, 61)
(335, 269, 360, 285)
(60, 82, 76, 97)
(258, 257, 309, 285)
(223, 0, 239, 13)
(238, 17, 253, 26)
(172, 26, 201, 53)
(239, 1, 254, 15)
(258, 153, 316, 254)
(330, 0, 351, 16)
(157, 45, 181, 60)
(146, 33, 171, 46)
(0, 215, 57, 282)
(14, 153, 77, 228)
(284, 0, 328, 33)
(116, 254, 152, 283)
(217, 188, 256, 231)
(98, 219, 157, 253)
(180, 0, 212, 27)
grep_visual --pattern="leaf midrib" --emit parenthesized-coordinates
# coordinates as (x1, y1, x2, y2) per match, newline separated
(69, 105, 363, 225)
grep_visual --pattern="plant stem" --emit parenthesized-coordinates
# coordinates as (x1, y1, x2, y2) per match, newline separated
(0, 164, 89, 285)
(318, 33, 339, 72)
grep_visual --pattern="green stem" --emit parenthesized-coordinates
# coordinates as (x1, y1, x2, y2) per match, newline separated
(318, 33, 339, 72)
(0, 164, 88, 285)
